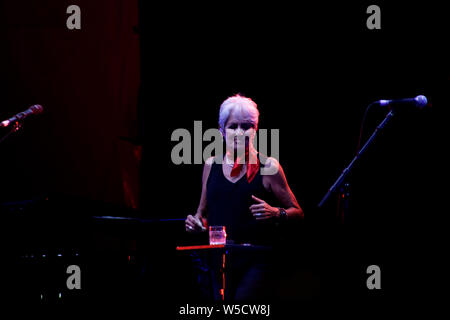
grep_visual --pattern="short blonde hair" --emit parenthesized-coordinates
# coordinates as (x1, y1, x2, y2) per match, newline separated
(218, 94, 259, 134)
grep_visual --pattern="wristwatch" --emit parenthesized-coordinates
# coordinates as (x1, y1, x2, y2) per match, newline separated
(278, 207, 288, 222)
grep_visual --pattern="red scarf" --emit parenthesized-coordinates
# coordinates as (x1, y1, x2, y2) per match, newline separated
(230, 151, 260, 183)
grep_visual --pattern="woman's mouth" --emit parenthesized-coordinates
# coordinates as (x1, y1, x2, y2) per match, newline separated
(233, 136, 250, 148)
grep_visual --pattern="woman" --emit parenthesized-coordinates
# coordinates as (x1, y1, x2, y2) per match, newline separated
(185, 94, 303, 239)
(184, 94, 304, 300)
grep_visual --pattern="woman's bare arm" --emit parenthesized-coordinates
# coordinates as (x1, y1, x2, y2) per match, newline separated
(195, 157, 214, 219)
(251, 157, 304, 220)
(185, 157, 213, 231)
(268, 158, 303, 219)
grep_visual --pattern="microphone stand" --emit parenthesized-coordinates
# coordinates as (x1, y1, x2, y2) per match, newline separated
(317, 109, 396, 222)
(0, 121, 23, 145)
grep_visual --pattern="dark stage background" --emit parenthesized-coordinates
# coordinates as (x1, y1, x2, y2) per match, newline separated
(1, 0, 446, 311)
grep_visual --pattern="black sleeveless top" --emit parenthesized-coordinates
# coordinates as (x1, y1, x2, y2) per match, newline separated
(206, 156, 280, 245)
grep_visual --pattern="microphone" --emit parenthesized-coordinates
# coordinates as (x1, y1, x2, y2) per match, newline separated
(0, 105, 44, 127)
(378, 95, 428, 109)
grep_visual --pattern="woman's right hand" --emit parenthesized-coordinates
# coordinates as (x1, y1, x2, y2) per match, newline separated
(185, 214, 206, 233)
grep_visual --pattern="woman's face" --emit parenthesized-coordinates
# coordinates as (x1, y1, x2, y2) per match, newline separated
(223, 109, 257, 154)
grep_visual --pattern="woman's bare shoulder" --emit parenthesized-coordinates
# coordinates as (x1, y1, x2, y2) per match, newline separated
(202, 156, 217, 183)
(260, 155, 280, 176)
(205, 156, 216, 166)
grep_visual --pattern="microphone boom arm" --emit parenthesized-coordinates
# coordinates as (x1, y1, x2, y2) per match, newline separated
(318, 109, 396, 208)
(0, 120, 24, 145)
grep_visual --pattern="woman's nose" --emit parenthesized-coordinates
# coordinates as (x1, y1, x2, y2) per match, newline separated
(236, 128, 245, 135)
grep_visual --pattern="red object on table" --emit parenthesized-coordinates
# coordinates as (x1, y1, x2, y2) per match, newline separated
(176, 244, 225, 251)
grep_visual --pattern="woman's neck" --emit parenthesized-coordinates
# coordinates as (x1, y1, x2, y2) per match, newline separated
(224, 146, 257, 164)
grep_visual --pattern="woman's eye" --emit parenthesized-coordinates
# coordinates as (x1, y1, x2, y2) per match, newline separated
(228, 124, 237, 129)
(242, 123, 254, 130)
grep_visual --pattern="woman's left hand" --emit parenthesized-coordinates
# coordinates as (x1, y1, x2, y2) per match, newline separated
(249, 195, 279, 220)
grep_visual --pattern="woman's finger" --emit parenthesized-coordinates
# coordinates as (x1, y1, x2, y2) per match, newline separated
(250, 207, 265, 213)
(253, 210, 269, 215)
(187, 216, 201, 226)
(251, 195, 265, 203)
(192, 216, 205, 230)
(185, 219, 197, 229)
(249, 204, 265, 210)
(254, 212, 271, 220)
(186, 220, 195, 227)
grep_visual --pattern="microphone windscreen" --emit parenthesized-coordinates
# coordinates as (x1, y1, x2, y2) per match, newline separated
(31, 105, 44, 114)
(415, 95, 428, 108)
